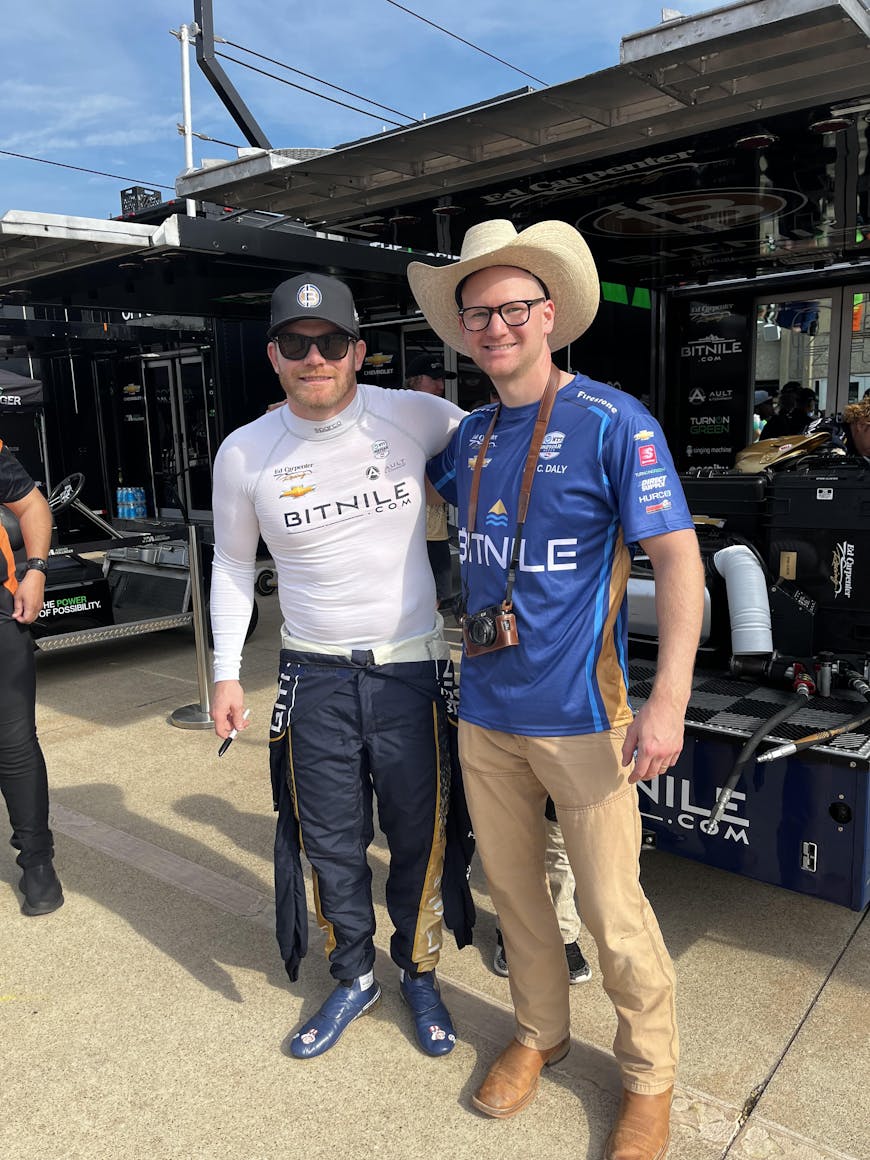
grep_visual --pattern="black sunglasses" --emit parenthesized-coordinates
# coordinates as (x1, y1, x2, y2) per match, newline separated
(273, 332, 356, 361)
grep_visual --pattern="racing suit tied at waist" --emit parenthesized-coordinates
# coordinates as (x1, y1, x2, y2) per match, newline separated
(280, 612, 450, 665)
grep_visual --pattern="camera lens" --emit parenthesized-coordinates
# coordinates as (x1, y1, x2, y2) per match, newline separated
(468, 613, 497, 647)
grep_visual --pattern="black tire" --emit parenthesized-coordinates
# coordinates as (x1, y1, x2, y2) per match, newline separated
(255, 568, 277, 596)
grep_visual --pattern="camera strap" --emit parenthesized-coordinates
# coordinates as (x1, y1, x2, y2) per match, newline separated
(464, 363, 562, 611)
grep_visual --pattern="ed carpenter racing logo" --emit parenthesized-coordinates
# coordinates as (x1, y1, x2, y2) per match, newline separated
(831, 541, 855, 598)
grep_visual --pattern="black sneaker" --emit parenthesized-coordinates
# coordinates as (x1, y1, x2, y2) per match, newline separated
(492, 929, 509, 977)
(565, 941, 592, 984)
(19, 862, 64, 916)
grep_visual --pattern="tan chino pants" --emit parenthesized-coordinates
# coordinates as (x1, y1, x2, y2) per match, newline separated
(459, 721, 678, 1094)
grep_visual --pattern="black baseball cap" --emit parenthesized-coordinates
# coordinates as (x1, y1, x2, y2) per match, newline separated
(405, 353, 457, 380)
(268, 273, 360, 338)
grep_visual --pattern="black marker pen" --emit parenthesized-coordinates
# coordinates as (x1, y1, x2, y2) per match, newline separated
(218, 708, 251, 757)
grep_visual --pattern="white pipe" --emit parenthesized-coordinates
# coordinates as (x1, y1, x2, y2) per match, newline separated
(713, 545, 773, 656)
(180, 24, 196, 218)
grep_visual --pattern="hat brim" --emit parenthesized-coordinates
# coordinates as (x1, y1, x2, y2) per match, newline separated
(267, 314, 359, 339)
(407, 221, 600, 357)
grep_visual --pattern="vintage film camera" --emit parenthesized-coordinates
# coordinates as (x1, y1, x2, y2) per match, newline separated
(461, 602, 519, 658)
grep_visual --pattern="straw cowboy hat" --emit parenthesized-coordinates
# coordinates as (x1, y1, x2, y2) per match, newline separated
(407, 219, 600, 357)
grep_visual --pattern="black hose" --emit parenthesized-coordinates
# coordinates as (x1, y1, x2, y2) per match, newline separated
(777, 671, 870, 756)
(702, 693, 809, 834)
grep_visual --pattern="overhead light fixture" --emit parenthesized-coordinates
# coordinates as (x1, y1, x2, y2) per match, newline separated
(388, 212, 419, 225)
(432, 203, 464, 216)
(734, 130, 778, 149)
(118, 259, 144, 270)
(809, 114, 852, 134)
(829, 96, 870, 116)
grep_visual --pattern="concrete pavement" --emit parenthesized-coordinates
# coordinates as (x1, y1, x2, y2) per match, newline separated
(2, 593, 867, 1160)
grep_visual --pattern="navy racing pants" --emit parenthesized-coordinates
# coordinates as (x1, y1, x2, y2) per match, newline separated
(270, 648, 458, 982)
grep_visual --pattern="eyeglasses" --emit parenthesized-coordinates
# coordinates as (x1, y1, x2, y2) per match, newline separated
(458, 297, 547, 332)
(273, 332, 355, 360)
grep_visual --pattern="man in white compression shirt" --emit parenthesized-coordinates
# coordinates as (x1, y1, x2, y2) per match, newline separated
(210, 272, 470, 1061)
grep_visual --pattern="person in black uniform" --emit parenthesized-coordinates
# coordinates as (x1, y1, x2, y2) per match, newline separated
(0, 438, 63, 915)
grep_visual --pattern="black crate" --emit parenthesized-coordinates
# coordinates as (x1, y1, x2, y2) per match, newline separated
(680, 472, 768, 545)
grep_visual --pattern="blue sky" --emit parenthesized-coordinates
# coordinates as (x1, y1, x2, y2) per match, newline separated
(1, 0, 715, 222)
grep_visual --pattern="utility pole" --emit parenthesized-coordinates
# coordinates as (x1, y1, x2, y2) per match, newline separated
(172, 21, 200, 217)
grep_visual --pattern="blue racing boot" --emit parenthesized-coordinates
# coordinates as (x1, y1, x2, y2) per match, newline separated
(290, 977, 381, 1059)
(400, 971, 456, 1056)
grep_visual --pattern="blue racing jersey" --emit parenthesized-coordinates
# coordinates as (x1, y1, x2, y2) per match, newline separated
(427, 375, 694, 736)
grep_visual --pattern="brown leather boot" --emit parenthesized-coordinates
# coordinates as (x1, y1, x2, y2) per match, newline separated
(472, 1037, 570, 1119)
(604, 1086, 673, 1160)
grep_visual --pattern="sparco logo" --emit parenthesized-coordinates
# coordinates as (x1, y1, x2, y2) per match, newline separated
(831, 541, 855, 598)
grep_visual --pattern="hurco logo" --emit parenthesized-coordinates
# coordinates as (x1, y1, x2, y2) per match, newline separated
(831, 540, 855, 598)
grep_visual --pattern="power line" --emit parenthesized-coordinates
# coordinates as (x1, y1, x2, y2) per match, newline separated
(216, 51, 407, 127)
(383, 0, 548, 86)
(217, 38, 413, 122)
(0, 148, 174, 190)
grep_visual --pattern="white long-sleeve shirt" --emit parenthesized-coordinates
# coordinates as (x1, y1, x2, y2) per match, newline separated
(210, 384, 464, 681)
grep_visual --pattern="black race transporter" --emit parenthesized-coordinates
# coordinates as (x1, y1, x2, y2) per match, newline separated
(628, 442, 870, 910)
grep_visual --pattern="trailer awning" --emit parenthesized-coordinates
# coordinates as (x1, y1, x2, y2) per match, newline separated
(0, 211, 434, 317)
(173, 0, 870, 234)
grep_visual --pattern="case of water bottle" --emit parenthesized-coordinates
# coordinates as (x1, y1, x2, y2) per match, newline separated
(116, 486, 148, 520)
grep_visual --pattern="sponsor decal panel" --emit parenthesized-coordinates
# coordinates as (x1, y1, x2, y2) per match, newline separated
(831, 541, 855, 599)
(539, 431, 565, 460)
(638, 444, 658, 467)
(638, 776, 750, 846)
(283, 481, 412, 529)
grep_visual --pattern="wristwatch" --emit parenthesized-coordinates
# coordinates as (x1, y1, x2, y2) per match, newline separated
(26, 557, 48, 574)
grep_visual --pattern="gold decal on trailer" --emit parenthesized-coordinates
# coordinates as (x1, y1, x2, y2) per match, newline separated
(779, 551, 797, 580)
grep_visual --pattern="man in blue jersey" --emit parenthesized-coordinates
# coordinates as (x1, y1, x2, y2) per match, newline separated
(409, 221, 704, 1160)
